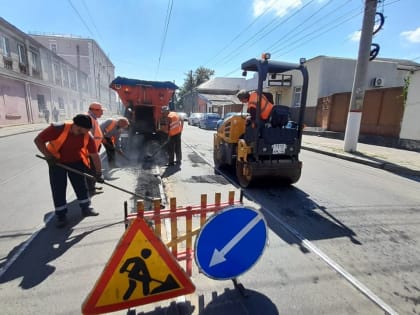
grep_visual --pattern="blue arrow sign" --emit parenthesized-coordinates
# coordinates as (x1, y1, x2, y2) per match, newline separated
(194, 206, 268, 280)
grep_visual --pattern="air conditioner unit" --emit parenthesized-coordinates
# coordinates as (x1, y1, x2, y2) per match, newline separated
(373, 77, 384, 87)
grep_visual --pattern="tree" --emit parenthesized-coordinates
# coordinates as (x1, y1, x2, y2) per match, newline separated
(175, 67, 214, 110)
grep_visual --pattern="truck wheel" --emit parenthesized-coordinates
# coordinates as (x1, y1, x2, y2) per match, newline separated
(236, 160, 253, 188)
(214, 150, 221, 168)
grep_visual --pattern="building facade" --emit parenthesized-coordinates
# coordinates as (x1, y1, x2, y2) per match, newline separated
(0, 17, 91, 125)
(400, 67, 420, 145)
(0, 17, 116, 126)
(31, 34, 118, 113)
(261, 56, 416, 124)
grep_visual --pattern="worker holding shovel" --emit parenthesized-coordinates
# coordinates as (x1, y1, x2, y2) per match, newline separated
(100, 117, 130, 168)
(161, 106, 183, 167)
(34, 114, 103, 228)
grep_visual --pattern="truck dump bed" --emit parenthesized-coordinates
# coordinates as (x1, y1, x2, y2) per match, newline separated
(109, 76, 178, 137)
(110, 76, 178, 107)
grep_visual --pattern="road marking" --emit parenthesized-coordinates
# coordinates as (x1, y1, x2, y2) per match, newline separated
(246, 190, 399, 315)
(0, 213, 55, 278)
(184, 141, 399, 315)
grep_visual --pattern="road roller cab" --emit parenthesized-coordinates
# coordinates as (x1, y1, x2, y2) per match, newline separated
(213, 53, 308, 187)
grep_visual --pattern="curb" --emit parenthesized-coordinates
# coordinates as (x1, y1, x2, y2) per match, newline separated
(302, 146, 420, 178)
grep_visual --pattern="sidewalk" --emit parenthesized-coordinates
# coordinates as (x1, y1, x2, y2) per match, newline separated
(1, 122, 419, 178)
(302, 134, 420, 178)
(0, 122, 49, 138)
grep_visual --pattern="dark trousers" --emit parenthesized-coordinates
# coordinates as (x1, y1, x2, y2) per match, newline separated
(49, 161, 90, 216)
(167, 133, 182, 163)
(86, 156, 98, 191)
(103, 137, 116, 166)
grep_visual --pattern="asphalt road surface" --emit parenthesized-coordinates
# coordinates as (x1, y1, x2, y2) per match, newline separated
(0, 125, 419, 314)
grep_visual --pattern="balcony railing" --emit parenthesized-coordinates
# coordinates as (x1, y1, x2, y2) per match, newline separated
(3, 56, 13, 70)
(19, 62, 27, 74)
(32, 68, 41, 78)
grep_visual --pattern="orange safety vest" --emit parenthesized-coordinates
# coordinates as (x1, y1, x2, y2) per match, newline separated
(103, 119, 117, 144)
(168, 112, 183, 136)
(248, 92, 273, 120)
(46, 122, 90, 167)
(87, 113, 103, 150)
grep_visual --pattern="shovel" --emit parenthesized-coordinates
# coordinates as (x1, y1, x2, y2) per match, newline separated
(36, 154, 154, 201)
(144, 140, 169, 161)
(116, 149, 131, 161)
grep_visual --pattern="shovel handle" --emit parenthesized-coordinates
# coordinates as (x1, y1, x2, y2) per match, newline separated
(35, 154, 152, 200)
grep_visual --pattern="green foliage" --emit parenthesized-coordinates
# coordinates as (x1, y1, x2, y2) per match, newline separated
(175, 67, 214, 109)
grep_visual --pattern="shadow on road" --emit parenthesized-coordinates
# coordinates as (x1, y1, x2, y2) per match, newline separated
(245, 185, 362, 253)
(131, 287, 277, 315)
(0, 200, 122, 289)
(199, 287, 278, 315)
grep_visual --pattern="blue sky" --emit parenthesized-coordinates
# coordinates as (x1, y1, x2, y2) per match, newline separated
(1, 0, 419, 87)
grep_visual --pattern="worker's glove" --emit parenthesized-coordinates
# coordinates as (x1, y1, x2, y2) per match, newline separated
(45, 156, 58, 167)
(95, 172, 105, 183)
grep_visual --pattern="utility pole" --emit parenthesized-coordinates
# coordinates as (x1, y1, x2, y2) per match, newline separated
(190, 70, 194, 113)
(344, 0, 378, 152)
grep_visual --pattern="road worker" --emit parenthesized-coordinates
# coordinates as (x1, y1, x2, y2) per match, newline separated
(237, 89, 274, 123)
(34, 114, 103, 228)
(161, 106, 183, 166)
(100, 117, 130, 168)
(86, 102, 105, 195)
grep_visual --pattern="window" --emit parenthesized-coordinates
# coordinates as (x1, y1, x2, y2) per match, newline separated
(17, 44, 26, 64)
(69, 70, 77, 90)
(292, 86, 302, 107)
(80, 75, 88, 92)
(53, 63, 61, 85)
(50, 42, 57, 53)
(30, 51, 40, 77)
(58, 97, 65, 110)
(37, 94, 46, 111)
(62, 66, 69, 88)
(80, 100, 85, 111)
(275, 93, 282, 105)
(1, 35, 10, 57)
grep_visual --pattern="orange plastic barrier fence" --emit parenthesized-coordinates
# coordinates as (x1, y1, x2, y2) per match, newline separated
(125, 191, 241, 276)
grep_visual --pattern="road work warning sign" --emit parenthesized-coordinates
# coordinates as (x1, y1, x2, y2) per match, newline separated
(82, 218, 195, 315)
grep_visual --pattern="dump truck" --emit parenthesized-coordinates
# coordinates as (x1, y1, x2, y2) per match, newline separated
(213, 54, 308, 187)
(109, 76, 178, 144)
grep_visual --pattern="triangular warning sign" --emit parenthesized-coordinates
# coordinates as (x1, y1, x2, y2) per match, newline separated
(82, 218, 195, 315)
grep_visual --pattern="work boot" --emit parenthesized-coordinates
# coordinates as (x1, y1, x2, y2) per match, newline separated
(89, 189, 104, 197)
(56, 214, 68, 228)
(81, 207, 99, 217)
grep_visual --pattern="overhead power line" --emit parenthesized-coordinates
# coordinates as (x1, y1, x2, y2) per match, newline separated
(272, 4, 363, 55)
(265, 0, 338, 52)
(271, 0, 399, 57)
(67, 0, 95, 38)
(204, 5, 273, 66)
(156, 0, 174, 78)
(273, 9, 362, 57)
(220, 0, 404, 77)
(210, 1, 305, 68)
(247, 0, 317, 49)
(80, 0, 103, 40)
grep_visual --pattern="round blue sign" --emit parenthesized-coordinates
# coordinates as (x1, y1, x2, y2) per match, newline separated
(194, 206, 268, 280)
